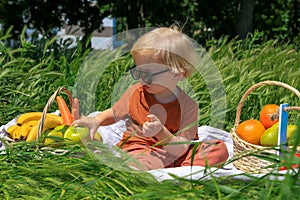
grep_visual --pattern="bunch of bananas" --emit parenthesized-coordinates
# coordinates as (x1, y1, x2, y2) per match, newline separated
(6, 112, 63, 142)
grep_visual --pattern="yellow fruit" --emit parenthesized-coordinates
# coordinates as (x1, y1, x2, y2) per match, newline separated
(94, 131, 103, 142)
(260, 127, 278, 146)
(20, 120, 39, 139)
(26, 117, 63, 142)
(43, 125, 69, 147)
(12, 126, 22, 140)
(7, 125, 22, 140)
(288, 125, 299, 146)
(12, 130, 22, 140)
(17, 112, 62, 125)
(271, 122, 279, 129)
(7, 125, 20, 138)
(44, 129, 64, 147)
(287, 125, 297, 140)
(260, 123, 297, 147)
(54, 125, 69, 133)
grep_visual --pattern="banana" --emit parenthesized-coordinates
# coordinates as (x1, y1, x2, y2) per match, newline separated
(20, 120, 39, 139)
(12, 129, 22, 140)
(26, 117, 63, 142)
(7, 125, 21, 139)
(16, 112, 62, 125)
(8, 125, 22, 140)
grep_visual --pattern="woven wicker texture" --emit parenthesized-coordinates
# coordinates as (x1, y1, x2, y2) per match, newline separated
(37, 87, 73, 138)
(230, 81, 300, 173)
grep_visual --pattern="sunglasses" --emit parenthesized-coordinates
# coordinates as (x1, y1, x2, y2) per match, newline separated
(129, 66, 170, 84)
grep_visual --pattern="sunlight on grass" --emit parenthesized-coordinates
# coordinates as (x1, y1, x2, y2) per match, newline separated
(0, 29, 299, 199)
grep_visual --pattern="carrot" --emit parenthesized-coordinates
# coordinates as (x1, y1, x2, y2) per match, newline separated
(56, 96, 74, 125)
(72, 97, 80, 120)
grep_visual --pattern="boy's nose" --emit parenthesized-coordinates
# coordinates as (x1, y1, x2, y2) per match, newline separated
(138, 78, 147, 85)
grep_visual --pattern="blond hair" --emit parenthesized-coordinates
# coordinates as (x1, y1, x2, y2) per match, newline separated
(131, 27, 199, 77)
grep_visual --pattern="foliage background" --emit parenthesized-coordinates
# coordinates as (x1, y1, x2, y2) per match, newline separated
(0, 0, 299, 48)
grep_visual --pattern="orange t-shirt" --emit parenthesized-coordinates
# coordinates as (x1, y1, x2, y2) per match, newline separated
(112, 83, 198, 148)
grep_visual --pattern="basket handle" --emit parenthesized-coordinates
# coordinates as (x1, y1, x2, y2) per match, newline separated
(234, 80, 300, 129)
(37, 87, 73, 139)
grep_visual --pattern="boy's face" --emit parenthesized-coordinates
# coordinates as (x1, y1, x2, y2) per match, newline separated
(133, 53, 183, 94)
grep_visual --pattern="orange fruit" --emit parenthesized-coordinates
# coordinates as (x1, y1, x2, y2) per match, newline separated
(259, 104, 279, 129)
(236, 119, 266, 145)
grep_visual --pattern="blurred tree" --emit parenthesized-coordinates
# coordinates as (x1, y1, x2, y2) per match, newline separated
(112, 0, 194, 30)
(235, 0, 254, 39)
(0, 0, 298, 48)
(0, 0, 112, 46)
(112, 0, 299, 46)
(253, 0, 299, 42)
(0, 0, 27, 40)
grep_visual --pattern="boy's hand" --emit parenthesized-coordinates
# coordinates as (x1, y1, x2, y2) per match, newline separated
(142, 114, 164, 137)
(72, 116, 98, 140)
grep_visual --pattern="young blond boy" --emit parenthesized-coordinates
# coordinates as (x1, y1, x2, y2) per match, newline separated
(72, 27, 228, 170)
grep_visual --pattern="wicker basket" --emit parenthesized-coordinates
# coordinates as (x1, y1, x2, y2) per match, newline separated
(1, 87, 73, 149)
(37, 87, 73, 139)
(230, 80, 300, 173)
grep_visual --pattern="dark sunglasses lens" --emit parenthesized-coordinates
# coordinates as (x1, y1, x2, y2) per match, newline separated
(130, 68, 140, 80)
(141, 72, 152, 84)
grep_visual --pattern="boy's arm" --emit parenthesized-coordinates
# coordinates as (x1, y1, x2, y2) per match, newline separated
(155, 127, 190, 157)
(96, 108, 116, 126)
(72, 108, 116, 140)
(142, 114, 193, 157)
(146, 98, 198, 157)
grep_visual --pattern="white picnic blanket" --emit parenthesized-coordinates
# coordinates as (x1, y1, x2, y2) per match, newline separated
(89, 112, 291, 182)
(0, 111, 294, 181)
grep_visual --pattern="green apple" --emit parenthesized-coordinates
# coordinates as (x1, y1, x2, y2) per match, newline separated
(44, 129, 64, 147)
(287, 125, 297, 140)
(271, 122, 279, 130)
(54, 125, 69, 133)
(94, 131, 103, 142)
(260, 127, 278, 147)
(261, 124, 298, 147)
(64, 126, 90, 143)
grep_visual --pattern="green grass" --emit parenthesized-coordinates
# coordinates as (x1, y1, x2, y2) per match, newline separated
(0, 142, 158, 199)
(1, 29, 300, 199)
(1, 141, 299, 199)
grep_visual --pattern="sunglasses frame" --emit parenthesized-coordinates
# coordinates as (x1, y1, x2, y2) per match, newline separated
(129, 65, 170, 84)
